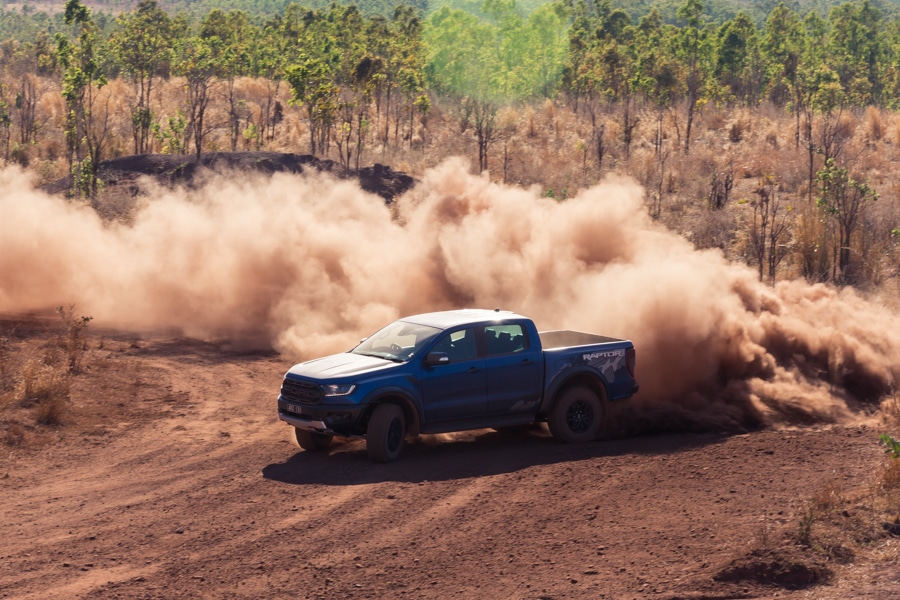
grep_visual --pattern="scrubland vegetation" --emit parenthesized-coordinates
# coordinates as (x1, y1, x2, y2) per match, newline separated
(769, 398, 900, 581)
(0, 307, 91, 446)
(0, 0, 898, 294)
(4, 5, 900, 590)
(1, 0, 899, 428)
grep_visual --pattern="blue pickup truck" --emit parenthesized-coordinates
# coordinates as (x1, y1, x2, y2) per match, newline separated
(277, 309, 638, 462)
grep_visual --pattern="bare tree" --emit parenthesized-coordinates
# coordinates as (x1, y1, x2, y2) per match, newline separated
(749, 176, 793, 283)
(461, 97, 496, 173)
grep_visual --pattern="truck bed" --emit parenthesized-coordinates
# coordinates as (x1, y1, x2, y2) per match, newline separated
(538, 330, 624, 349)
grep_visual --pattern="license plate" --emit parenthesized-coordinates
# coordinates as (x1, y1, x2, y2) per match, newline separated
(284, 403, 304, 415)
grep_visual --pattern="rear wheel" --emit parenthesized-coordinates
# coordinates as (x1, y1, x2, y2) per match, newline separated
(366, 403, 406, 462)
(548, 385, 605, 443)
(294, 427, 333, 451)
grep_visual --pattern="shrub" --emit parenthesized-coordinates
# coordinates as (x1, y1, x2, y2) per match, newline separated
(881, 457, 900, 491)
(4, 422, 25, 446)
(36, 384, 69, 426)
(880, 433, 900, 460)
(16, 359, 72, 426)
(56, 305, 93, 374)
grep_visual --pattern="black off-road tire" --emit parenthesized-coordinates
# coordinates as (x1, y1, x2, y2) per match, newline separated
(294, 427, 334, 451)
(548, 385, 605, 443)
(366, 403, 406, 463)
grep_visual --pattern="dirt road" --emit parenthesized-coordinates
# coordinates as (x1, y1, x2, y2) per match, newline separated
(1, 330, 899, 599)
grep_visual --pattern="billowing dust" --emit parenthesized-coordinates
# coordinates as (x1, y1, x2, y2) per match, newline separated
(1, 160, 898, 431)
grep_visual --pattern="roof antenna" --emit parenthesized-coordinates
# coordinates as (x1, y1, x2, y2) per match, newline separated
(494, 308, 500, 312)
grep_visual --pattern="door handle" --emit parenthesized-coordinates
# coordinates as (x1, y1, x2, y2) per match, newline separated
(467, 366, 481, 373)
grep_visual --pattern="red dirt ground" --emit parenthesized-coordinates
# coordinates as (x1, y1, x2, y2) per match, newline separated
(1, 317, 899, 599)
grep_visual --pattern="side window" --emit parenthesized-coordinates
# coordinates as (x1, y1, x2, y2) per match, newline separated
(431, 328, 478, 362)
(484, 324, 527, 356)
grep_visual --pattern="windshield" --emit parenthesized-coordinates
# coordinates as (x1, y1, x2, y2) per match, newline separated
(351, 321, 442, 362)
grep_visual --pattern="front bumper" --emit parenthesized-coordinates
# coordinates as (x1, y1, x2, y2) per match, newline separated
(279, 412, 333, 433)
(277, 398, 366, 436)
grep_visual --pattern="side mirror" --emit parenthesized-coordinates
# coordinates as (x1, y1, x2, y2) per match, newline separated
(425, 352, 450, 366)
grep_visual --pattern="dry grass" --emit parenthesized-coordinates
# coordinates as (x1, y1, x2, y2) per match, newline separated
(865, 106, 885, 142)
(0, 311, 93, 444)
(779, 394, 900, 571)
(879, 395, 900, 493)
(883, 394, 900, 430)
(810, 478, 846, 515)
(4, 421, 26, 446)
(15, 358, 71, 424)
(880, 458, 900, 491)
(3, 72, 899, 296)
(56, 305, 92, 374)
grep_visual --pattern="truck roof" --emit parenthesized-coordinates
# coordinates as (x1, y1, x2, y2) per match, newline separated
(400, 309, 522, 330)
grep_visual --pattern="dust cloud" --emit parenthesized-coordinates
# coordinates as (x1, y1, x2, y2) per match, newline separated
(1, 159, 898, 431)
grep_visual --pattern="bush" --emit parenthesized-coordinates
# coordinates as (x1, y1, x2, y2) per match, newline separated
(4, 422, 25, 446)
(56, 305, 92, 374)
(880, 433, 900, 460)
(15, 358, 72, 427)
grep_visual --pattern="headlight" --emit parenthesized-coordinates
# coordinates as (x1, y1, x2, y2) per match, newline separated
(322, 383, 356, 397)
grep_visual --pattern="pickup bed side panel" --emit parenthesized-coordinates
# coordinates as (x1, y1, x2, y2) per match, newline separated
(540, 341, 636, 414)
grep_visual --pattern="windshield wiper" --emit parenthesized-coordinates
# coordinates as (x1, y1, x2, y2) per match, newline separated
(355, 351, 404, 363)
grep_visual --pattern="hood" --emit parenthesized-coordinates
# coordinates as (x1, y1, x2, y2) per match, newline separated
(287, 352, 398, 380)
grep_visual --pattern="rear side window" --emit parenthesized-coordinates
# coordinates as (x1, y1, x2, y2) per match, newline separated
(483, 324, 527, 356)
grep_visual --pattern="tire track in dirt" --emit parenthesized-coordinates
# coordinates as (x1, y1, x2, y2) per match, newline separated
(2, 337, 897, 599)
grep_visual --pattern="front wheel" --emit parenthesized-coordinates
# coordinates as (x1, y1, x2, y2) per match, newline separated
(548, 385, 605, 443)
(294, 427, 333, 452)
(366, 403, 406, 463)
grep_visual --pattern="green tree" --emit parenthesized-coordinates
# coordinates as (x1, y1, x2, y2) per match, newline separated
(761, 2, 803, 107)
(173, 34, 220, 159)
(715, 12, 763, 105)
(0, 81, 10, 162)
(201, 9, 256, 152)
(598, 37, 642, 158)
(55, 0, 109, 198)
(633, 10, 680, 158)
(675, 0, 714, 154)
(379, 5, 431, 150)
(425, 6, 500, 172)
(282, 4, 395, 161)
(815, 158, 878, 283)
(425, 0, 566, 172)
(249, 22, 287, 148)
(109, 0, 174, 154)
(827, 0, 884, 105)
(286, 52, 338, 157)
(564, 2, 609, 173)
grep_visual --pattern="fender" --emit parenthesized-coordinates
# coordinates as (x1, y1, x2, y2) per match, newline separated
(539, 365, 610, 415)
(362, 386, 423, 436)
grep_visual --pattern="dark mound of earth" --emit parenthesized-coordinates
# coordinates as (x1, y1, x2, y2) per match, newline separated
(713, 548, 833, 590)
(43, 152, 415, 202)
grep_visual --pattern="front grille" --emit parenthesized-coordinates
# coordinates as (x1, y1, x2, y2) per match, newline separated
(280, 378, 324, 404)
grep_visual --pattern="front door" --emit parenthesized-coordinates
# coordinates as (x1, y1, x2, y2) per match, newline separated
(420, 328, 487, 422)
